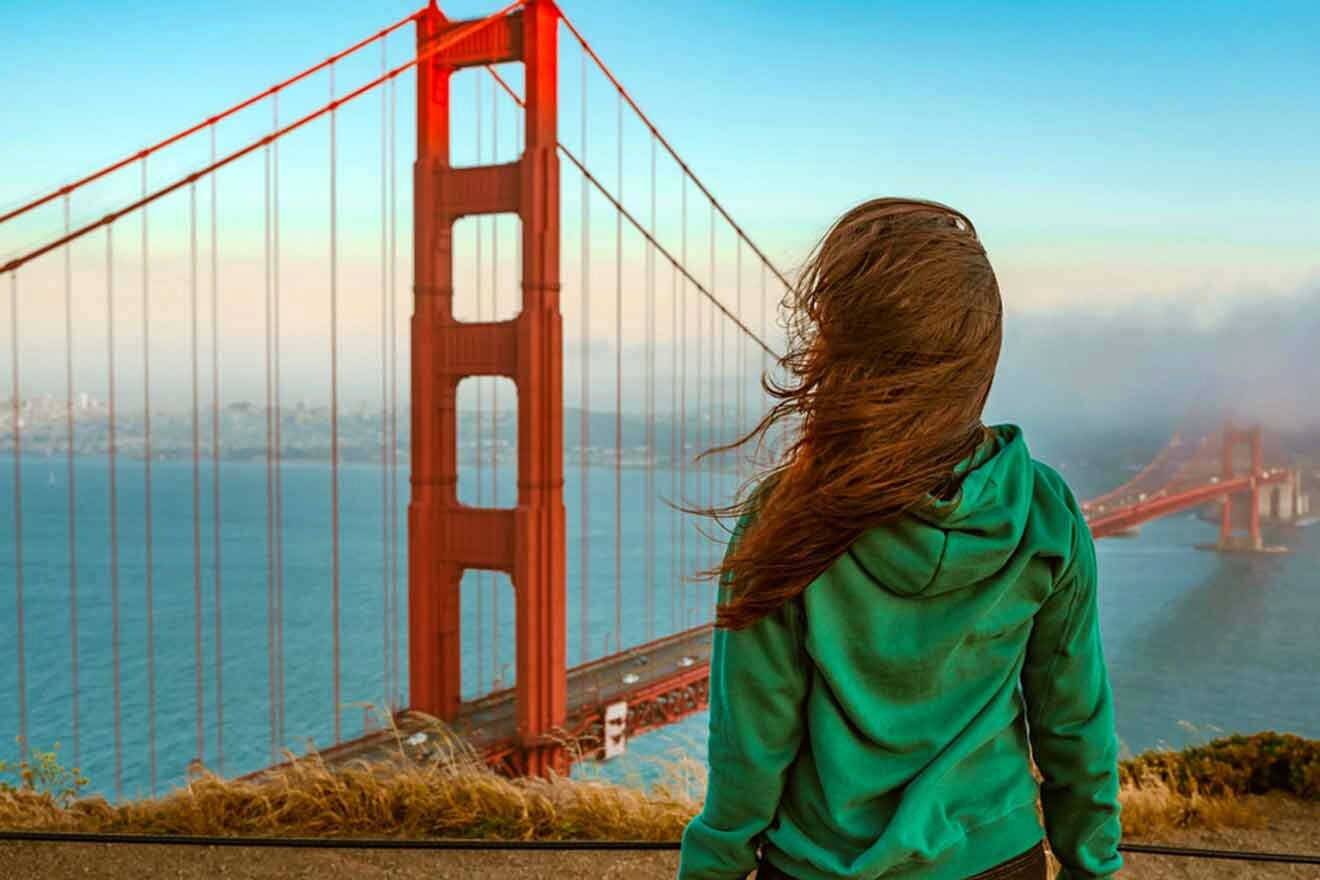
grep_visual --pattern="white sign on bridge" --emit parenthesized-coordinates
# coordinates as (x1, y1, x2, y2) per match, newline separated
(603, 701, 628, 759)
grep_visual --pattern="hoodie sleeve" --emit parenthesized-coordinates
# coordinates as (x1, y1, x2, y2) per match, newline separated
(1021, 508, 1123, 880)
(678, 515, 809, 880)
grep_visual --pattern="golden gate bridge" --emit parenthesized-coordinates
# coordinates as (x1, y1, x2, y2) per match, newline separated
(0, 0, 1310, 799)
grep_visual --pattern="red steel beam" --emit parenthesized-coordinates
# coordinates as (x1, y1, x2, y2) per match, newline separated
(1088, 471, 1289, 539)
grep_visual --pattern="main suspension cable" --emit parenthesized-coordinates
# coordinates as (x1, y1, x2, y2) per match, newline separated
(0, 12, 419, 226)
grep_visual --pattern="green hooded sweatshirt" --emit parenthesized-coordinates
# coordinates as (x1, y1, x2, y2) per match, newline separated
(678, 424, 1122, 880)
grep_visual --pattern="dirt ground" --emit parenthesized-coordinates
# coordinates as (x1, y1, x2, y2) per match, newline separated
(1, 793, 1316, 879)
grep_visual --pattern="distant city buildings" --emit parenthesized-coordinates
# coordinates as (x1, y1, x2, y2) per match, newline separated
(0, 395, 757, 469)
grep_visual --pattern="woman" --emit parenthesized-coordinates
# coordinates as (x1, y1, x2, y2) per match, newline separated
(677, 199, 1122, 879)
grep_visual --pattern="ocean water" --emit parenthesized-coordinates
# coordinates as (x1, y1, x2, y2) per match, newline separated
(1, 451, 1318, 801)
(614, 500, 1320, 786)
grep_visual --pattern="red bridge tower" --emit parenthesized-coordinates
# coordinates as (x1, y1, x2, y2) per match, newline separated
(409, 0, 567, 776)
(1219, 422, 1264, 551)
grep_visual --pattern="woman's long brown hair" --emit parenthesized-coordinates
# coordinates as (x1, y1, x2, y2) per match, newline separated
(686, 198, 1004, 631)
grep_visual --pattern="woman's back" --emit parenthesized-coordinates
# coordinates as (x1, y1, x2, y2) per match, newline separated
(680, 425, 1121, 879)
(676, 200, 1122, 879)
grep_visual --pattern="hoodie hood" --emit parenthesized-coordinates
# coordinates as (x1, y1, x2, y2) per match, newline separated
(849, 424, 1034, 597)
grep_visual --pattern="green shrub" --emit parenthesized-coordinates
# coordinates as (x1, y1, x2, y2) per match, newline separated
(1119, 732, 1320, 801)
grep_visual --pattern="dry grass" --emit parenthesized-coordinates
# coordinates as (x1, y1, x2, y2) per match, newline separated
(0, 717, 1291, 843)
(1117, 768, 1267, 839)
(0, 716, 704, 841)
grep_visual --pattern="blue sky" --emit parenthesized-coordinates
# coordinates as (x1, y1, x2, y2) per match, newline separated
(3, 0, 1319, 416)
(5, 0, 1319, 307)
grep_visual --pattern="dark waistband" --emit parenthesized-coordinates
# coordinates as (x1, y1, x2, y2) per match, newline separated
(756, 841, 1047, 880)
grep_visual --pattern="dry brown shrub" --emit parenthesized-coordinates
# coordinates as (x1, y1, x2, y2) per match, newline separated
(1117, 768, 1266, 839)
(0, 717, 704, 841)
(0, 721, 1292, 844)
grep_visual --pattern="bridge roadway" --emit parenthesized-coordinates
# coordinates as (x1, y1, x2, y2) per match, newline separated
(1085, 468, 1292, 538)
(291, 447, 1288, 777)
(289, 624, 714, 776)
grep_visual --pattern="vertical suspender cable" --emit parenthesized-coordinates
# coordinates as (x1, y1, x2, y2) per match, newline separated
(669, 261, 677, 634)
(273, 96, 286, 746)
(380, 37, 391, 715)
(330, 63, 343, 745)
(678, 177, 687, 631)
(693, 205, 703, 611)
(761, 263, 768, 441)
(613, 90, 622, 656)
(9, 271, 26, 756)
(578, 49, 590, 665)
(480, 73, 491, 686)
(264, 128, 277, 765)
(63, 195, 80, 773)
(645, 134, 656, 644)
(141, 160, 157, 797)
(507, 96, 521, 685)
(190, 173, 204, 769)
(106, 224, 123, 801)
(388, 75, 400, 710)
(490, 81, 500, 688)
(709, 203, 718, 601)
(736, 238, 743, 489)
(211, 127, 225, 774)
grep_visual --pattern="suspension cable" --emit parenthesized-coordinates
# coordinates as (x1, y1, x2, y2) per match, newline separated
(490, 76, 501, 689)
(0, 12, 419, 226)
(63, 194, 80, 773)
(485, 65, 783, 360)
(578, 47, 590, 666)
(273, 94, 287, 747)
(106, 223, 123, 802)
(555, 9, 792, 294)
(329, 62, 342, 745)
(645, 132, 656, 644)
(210, 126, 225, 775)
(475, 72, 486, 689)
(669, 262, 678, 634)
(388, 72, 399, 712)
(761, 262, 769, 439)
(265, 119, 277, 766)
(1, 3, 527, 277)
(505, 89, 522, 686)
(379, 36, 391, 719)
(679, 176, 688, 632)
(735, 236, 743, 488)
(9, 270, 26, 754)
(189, 171, 204, 772)
(694, 213, 704, 590)
(613, 89, 623, 658)
(141, 158, 158, 798)
(707, 203, 716, 589)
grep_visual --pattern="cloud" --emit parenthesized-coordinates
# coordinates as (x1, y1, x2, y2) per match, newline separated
(986, 281, 1320, 435)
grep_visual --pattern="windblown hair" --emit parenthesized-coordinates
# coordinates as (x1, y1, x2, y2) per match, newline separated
(689, 198, 1003, 631)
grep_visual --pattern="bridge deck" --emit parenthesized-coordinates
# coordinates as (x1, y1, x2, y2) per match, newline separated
(267, 625, 715, 775)
(252, 441, 1295, 778)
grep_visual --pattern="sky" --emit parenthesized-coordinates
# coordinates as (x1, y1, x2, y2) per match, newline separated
(2, 0, 1318, 429)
